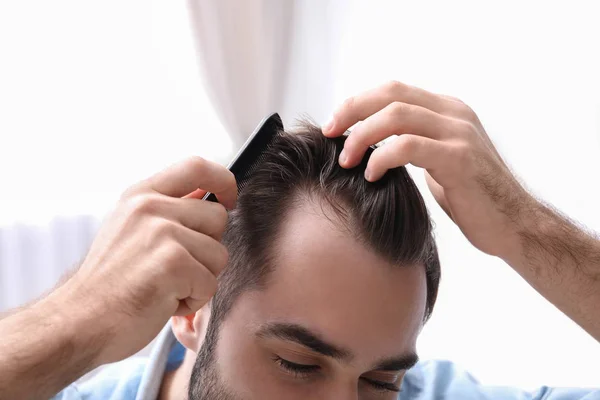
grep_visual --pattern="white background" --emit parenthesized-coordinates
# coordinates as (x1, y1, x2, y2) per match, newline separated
(1, 0, 599, 390)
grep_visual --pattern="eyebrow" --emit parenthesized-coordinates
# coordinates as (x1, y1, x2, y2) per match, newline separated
(256, 322, 419, 371)
(256, 322, 353, 362)
(372, 353, 419, 371)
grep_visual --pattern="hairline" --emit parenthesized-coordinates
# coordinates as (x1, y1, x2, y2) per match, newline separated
(209, 126, 439, 330)
(216, 191, 430, 325)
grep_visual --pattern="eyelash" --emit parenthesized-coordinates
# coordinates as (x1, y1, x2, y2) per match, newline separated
(273, 356, 400, 393)
(361, 377, 401, 393)
(274, 356, 320, 378)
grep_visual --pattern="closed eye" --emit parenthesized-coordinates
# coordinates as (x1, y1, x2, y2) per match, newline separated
(361, 377, 401, 393)
(274, 356, 320, 378)
(274, 356, 402, 393)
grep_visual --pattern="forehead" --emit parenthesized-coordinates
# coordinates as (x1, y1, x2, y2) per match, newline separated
(239, 200, 427, 363)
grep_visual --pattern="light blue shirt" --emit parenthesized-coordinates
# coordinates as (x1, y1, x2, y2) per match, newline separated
(54, 325, 599, 400)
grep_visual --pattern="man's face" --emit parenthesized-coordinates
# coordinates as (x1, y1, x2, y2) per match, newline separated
(191, 203, 427, 399)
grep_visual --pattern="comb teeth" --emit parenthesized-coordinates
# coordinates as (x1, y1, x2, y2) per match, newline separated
(237, 151, 270, 193)
(202, 113, 283, 203)
(202, 145, 274, 203)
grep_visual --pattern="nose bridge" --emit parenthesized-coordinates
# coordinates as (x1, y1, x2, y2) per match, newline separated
(323, 378, 359, 400)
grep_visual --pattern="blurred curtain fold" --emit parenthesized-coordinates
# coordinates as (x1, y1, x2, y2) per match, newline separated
(0, 217, 100, 312)
(186, 0, 295, 149)
(186, 0, 347, 147)
(0, 0, 347, 312)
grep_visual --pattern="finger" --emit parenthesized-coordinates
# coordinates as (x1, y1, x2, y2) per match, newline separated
(164, 197, 229, 240)
(141, 157, 237, 208)
(159, 247, 217, 315)
(174, 226, 229, 276)
(437, 94, 480, 121)
(173, 259, 218, 316)
(341, 102, 453, 168)
(364, 134, 449, 182)
(424, 171, 453, 220)
(323, 81, 456, 137)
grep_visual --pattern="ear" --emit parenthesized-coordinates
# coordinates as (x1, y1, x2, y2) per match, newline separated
(171, 302, 212, 353)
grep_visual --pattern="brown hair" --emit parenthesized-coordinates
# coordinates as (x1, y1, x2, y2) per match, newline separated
(211, 121, 440, 326)
(190, 122, 441, 397)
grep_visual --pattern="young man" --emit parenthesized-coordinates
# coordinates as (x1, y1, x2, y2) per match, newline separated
(1, 82, 599, 399)
(147, 123, 439, 399)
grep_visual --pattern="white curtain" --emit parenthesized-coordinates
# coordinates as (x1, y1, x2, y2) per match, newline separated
(0, 0, 350, 313)
(0, 217, 100, 312)
(187, 0, 351, 145)
(0, 0, 347, 313)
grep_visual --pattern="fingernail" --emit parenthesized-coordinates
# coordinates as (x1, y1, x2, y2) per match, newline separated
(364, 168, 373, 181)
(322, 118, 334, 135)
(339, 149, 347, 165)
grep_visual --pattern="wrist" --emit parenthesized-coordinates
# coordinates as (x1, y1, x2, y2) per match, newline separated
(496, 192, 545, 267)
(0, 291, 105, 399)
(43, 281, 113, 370)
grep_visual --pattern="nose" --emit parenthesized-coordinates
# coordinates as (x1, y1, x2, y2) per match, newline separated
(321, 381, 359, 400)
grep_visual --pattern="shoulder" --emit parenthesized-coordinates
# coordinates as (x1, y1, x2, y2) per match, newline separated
(401, 359, 481, 399)
(402, 360, 600, 400)
(53, 357, 148, 400)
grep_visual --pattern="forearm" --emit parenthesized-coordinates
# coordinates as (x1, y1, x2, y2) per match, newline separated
(0, 293, 106, 400)
(503, 199, 600, 340)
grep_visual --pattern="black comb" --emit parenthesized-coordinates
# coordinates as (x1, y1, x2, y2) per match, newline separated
(203, 113, 284, 202)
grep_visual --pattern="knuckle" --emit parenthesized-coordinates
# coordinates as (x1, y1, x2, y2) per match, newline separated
(446, 95, 466, 104)
(459, 103, 478, 121)
(201, 202, 229, 239)
(186, 156, 207, 171)
(451, 120, 477, 137)
(464, 122, 480, 138)
(452, 142, 473, 169)
(211, 203, 229, 227)
(340, 96, 356, 114)
(446, 99, 478, 121)
(388, 136, 417, 163)
(147, 218, 177, 246)
(397, 134, 417, 151)
(347, 130, 367, 149)
(157, 219, 177, 236)
(161, 243, 187, 266)
(127, 194, 163, 216)
(389, 101, 410, 117)
(443, 95, 479, 121)
(385, 80, 405, 95)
